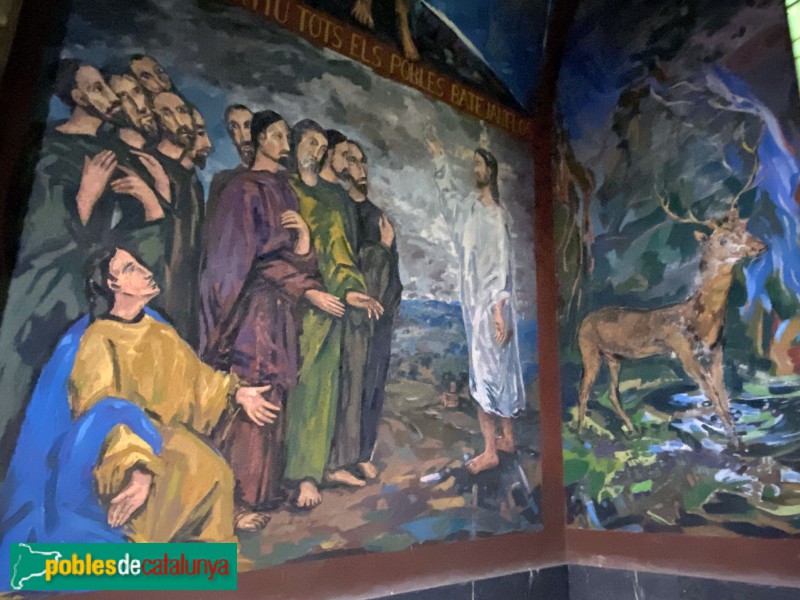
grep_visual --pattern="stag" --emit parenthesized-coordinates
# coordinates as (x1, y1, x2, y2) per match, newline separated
(575, 183, 766, 438)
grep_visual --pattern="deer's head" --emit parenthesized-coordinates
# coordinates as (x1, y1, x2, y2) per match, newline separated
(694, 208, 766, 266)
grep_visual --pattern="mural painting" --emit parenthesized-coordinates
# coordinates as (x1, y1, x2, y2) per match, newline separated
(557, 0, 800, 536)
(0, 0, 541, 585)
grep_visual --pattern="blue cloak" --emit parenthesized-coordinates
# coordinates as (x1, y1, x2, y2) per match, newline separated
(0, 310, 166, 589)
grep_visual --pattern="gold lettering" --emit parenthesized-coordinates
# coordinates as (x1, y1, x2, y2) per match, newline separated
(370, 44, 383, 68)
(389, 52, 403, 75)
(330, 24, 344, 49)
(297, 4, 310, 31)
(274, 0, 289, 23)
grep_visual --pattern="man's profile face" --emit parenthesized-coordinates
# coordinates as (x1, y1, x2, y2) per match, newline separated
(346, 142, 368, 195)
(258, 120, 290, 166)
(108, 248, 160, 301)
(473, 153, 491, 189)
(226, 108, 254, 165)
(191, 109, 212, 169)
(328, 141, 349, 181)
(109, 74, 158, 139)
(130, 56, 172, 95)
(73, 65, 127, 126)
(296, 130, 327, 174)
(152, 92, 195, 149)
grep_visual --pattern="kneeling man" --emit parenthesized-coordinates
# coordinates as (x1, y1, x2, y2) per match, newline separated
(70, 246, 278, 542)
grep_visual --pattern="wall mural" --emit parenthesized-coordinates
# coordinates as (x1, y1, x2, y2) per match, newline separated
(557, 0, 800, 536)
(0, 0, 540, 585)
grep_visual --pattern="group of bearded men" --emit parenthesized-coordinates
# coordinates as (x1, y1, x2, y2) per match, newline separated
(0, 53, 402, 541)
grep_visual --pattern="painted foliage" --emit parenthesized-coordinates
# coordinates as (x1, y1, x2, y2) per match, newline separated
(557, 0, 800, 535)
(0, 0, 540, 581)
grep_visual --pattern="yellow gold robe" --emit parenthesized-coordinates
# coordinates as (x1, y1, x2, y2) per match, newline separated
(68, 314, 237, 544)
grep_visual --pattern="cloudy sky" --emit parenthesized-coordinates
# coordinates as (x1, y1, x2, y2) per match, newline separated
(53, 0, 537, 317)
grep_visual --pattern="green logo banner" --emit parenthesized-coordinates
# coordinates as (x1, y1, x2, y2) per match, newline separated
(9, 543, 237, 590)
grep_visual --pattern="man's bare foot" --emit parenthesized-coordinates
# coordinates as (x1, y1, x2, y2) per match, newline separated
(234, 510, 270, 532)
(466, 451, 499, 474)
(325, 469, 366, 487)
(351, 0, 374, 28)
(399, 25, 420, 61)
(496, 436, 515, 454)
(296, 480, 322, 509)
(358, 461, 379, 480)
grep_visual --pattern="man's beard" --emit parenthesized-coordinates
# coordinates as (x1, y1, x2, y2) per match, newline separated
(137, 115, 160, 142)
(193, 153, 209, 169)
(299, 155, 320, 174)
(238, 143, 254, 165)
(475, 174, 491, 189)
(87, 101, 130, 128)
(333, 165, 350, 184)
(347, 173, 368, 195)
(162, 124, 195, 149)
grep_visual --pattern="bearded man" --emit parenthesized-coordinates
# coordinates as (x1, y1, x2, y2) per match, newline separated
(283, 120, 383, 509)
(0, 60, 166, 474)
(206, 104, 254, 228)
(427, 137, 525, 474)
(152, 91, 206, 346)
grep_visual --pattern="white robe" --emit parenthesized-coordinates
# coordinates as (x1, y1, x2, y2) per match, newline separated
(433, 155, 525, 417)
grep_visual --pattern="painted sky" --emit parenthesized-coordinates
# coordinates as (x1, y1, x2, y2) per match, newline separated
(48, 0, 537, 315)
(423, 0, 551, 109)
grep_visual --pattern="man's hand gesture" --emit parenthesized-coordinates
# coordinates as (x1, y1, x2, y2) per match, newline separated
(235, 384, 280, 426)
(493, 301, 512, 346)
(77, 150, 117, 224)
(379, 215, 395, 247)
(346, 291, 384, 320)
(108, 468, 152, 528)
(305, 289, 345, 317)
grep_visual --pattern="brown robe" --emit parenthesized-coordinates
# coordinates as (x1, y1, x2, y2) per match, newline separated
(199, 169, 321, 509)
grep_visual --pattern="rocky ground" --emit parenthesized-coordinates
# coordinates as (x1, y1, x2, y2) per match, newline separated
(241, 377, 542, 569)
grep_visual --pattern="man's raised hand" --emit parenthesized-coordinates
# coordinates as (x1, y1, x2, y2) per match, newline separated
(108, 468, 152, 528)
(132, 150, 171, 204)
(281, 210, 311, 255)
(77, 150, 118, 224)
(111, 166, 165, 221)
(379, 214, 395, 247)
(235, 384, 279, 426)
(346, 291, 384, 320)
(305, 289, 345, 317)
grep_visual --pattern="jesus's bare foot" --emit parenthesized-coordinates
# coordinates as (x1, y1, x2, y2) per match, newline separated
(351, 0, 374, 28)
(325, 469, 366, 487)
(233, 509, 270, 532)
(466, 451, 499, 474)
(296, 480, 322, 509)
(358, 461, 379, 480)
(398, 24, 420, 61)
(496, 436, 515, 454)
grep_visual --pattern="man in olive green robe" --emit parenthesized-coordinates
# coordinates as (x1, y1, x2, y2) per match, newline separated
(70, 246, 278, 542)
(0, 60, 167, 475)
(283, 120, 383, 508)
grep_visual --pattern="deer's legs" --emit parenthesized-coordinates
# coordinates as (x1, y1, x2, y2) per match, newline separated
(709, 346, 736, 434)
(606, 355, 635, 433)
(577, 339, 602, 431)
(673, 341, 734, 434)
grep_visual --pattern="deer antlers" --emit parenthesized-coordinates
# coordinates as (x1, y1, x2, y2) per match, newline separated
(656, 187, 719, 230)
(657, 121, 764, 227)
(730, 123, 765, 214)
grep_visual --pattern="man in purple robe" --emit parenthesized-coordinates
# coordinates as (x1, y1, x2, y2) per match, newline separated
(199, 110, 344, 532)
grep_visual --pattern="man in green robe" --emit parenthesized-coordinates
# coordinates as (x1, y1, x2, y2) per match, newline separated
(0, 60, 168, 473)
(283, 120, 383, 508)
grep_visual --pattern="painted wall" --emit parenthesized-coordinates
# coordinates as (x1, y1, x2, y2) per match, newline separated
(556, 0, 800, 537)
(0, 0, 541, 583)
